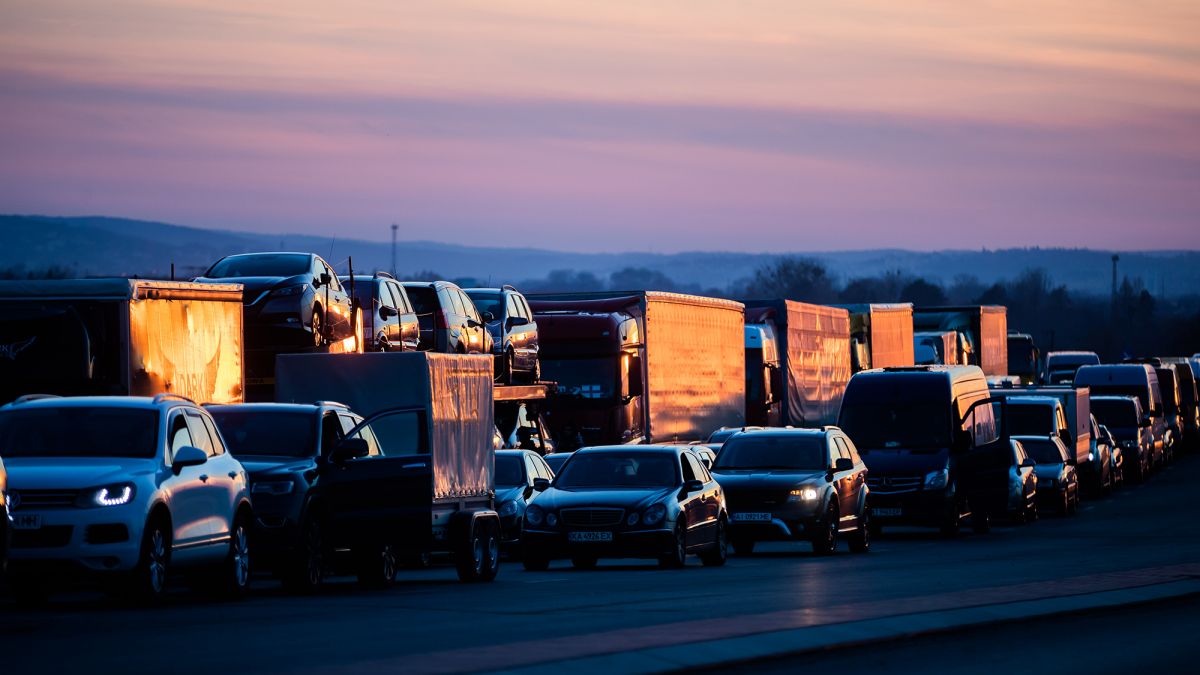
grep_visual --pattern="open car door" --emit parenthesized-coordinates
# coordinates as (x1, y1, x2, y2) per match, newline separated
(956, 397, 1011, 528)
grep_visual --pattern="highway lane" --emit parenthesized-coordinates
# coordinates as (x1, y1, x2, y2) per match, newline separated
(2, 454, 1197, 673)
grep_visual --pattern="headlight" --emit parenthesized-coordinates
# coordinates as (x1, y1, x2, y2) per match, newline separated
(269, 284, 307, 298)
(924, 469, 949, 489)
(643, 503, 667, 525)
(251, 481, 295, 496)
(80, 483, 136, 508)
(497, 500, 521, 517)
(546, 511, 559, 527)
(1087, 452, 1095, 463)
(627, 511, 640, 526)
(525, 505, 545, 526)
(788, 487, 819, 502)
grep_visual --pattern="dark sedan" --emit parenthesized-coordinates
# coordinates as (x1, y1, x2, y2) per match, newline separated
(710, 428, 870, 555)
(521, 446, 728, 570)
(1016, 435, 1080, 516)
(495, 450, 554, 551)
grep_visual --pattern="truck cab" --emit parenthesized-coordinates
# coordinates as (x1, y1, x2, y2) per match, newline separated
(743, 319, 782, 427)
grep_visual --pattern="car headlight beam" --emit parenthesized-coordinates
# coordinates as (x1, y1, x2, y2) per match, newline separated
(788, 487, 819, 502)
(83, 483, 136, 508)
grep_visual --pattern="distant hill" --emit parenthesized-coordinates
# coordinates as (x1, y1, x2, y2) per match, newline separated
(1, 214, 1197, 297)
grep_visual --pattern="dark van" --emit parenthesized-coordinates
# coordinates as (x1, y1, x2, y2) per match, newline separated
(1074, 364, 1166, 467)
(837, 366, 1009, 535)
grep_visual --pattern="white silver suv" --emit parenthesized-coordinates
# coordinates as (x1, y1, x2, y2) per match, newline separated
(0, 394, 253, 603)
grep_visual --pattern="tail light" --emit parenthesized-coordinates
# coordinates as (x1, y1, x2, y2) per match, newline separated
(434, 311, 449, 330)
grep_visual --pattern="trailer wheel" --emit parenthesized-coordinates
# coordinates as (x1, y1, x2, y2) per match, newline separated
(480, 519, 500, 582)
(456, 519, 498, 582)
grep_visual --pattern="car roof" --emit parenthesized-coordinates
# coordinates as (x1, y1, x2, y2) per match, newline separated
(1005, 396, 1060, 405)
(726, 428, 830, 438)
(206, 402, 349, 414)
(576, 445, 686, 454)
(218, 251, 314, 260)
(495, 449, 535, 457)
(1, 395, 187, 411)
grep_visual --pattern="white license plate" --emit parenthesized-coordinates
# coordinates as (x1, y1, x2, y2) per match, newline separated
(733, 512, 772, 522)
(568, 531, 612, 542)
(874, 508, 902, 517)
(11, 513, 42, 530)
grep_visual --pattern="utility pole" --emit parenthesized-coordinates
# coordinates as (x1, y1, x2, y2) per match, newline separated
(390, 223, 398, 277)
(1111, 254, 1119, 300)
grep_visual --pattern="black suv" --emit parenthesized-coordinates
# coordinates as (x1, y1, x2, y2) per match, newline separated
(401, 281, 489, 354)
(196, 252, 359, 397)
(465, 286, 540, 383)
(341, 273, 420, 352)
(206, 401, 366, 590)
(711, 428, 870, 555)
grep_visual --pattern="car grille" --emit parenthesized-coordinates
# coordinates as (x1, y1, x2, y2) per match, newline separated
(560, 508, 624, 527)
(724, 490, 789, 511)
(14, 490, 78, 508)
(867, 476, 923, 494)
(13, 526, 73, 549)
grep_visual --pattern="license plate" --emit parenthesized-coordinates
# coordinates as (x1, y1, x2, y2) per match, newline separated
(733, 512, 772, 522)
(874, 507, 902, 517)
(11, 514, 42, 530)
(568, 531, 612, 542)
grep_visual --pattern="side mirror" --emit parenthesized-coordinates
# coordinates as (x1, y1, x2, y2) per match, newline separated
(172, 446, 207, 474)
(380, 305, 399, 319)
(467, 319, 483, 329)
(1021, 457, 1037, 468)
(481, 311, 495, 322)
(508, 316, 529, 328)
(681, 479, 705, 494)
(320, 272, 332, 287)
(834, 457, 854, 472)
(331, 437, 370, 463)
(532, 477, 550, 492)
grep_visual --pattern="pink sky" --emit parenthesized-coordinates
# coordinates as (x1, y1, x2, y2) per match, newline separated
(1, 0, 1198, 252)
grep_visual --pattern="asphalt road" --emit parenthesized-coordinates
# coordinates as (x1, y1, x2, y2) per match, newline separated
(2, 454, 1198, 674)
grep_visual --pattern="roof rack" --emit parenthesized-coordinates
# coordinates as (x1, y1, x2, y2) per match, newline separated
(12, 394, 61, 404)
(374, 271, 396, 280)
(502, 284, 518, 292)
(153, 393, 195, 405)
(315, 400, 350, 409)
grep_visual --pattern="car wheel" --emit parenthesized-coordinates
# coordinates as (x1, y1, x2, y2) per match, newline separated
(456, 524, 488, 582)
(571, 556, 598, 570)
(480, 520, 500, 582)
(355, 543, 397, 589)
(311, 307, 325, 347)
(658, 522, 687, 569)
(283, 516, 324, 592)
(130, 517, 171, 603)
(811, 502, 838, 555)
(504, 350, 516, 386)
(522, 555, 550, 571)
(731, 537, 755, 556)
(700, 517, 729, 567)
(848, 509, 871, 553)
(219, 514, 252, 598)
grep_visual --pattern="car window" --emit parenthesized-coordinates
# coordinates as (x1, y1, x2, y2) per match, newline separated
(351, 409, 424, 456)
(534, 455, 553, 479)
(184, 411, 217, 457)
(518, 296, 533, 320)
(833, 436, 853, 462)
(839, 435, 862, 464)
(443, 288, 462, 316)
(376, 281, 395, 309)
(388, 282, 411, 312)
(169, 413, 193, 458)
(459, 290, 480, 322)
(405, 285, 438, 314)
(523, 455, 541, 484)
(506, 294, 520, 320)
(199, 414, 226, 456)
(690, 454, 713, 482)
(681, 453, 699, 481)
(320, 412, 343, 455)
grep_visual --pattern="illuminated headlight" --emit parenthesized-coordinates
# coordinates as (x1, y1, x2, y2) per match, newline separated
(269, 284, 307, 298)
(643, 503, 667, 525)
(788, 487, 819, 502)
(497, 500, 520, 517)
(525, 505, 545, 527)
(924, 469, 949, 489)
(251, 481, 295, 496)
(80, 483, 136, 508)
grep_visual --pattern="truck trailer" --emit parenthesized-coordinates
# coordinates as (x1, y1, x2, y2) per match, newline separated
(0, 279, 244, 405)
(742, 300, 851, 427)
(834, 303, 915, 372)
(274, 351, 502, 582)
(529, 291, 745, 446)
(914, 306, 1009, 377)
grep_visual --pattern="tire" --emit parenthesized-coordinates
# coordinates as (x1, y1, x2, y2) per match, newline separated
(282, 515, 324, 593)
(456, 522, 488, 582)
(504, 350, 516, 386)
(731, 537, 755, 556)
(811, 502, 838, 555)
(311, 308, 325, 347)
(848, 509, 871, 553)
(219, 514, 252, 598)
(480, 520, 500, 582)
(130, 517, 171, 603)
(658, 522, 687, 569)
(699, 517, 729, 567)
(522, 555, 550, 571)
(571, 556, 598, 570)
(355, 543, 397, 589)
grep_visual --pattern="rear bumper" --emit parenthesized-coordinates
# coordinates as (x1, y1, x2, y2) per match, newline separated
(522, 528, 674, 560)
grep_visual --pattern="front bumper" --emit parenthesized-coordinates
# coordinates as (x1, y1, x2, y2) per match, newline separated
(868, 488, 953, 527)
(522, 527, 675, 560)
(7, 505, 143, 573)
(726, 503, 823, 541)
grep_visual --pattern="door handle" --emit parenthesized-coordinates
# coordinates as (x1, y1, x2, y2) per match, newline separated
(228, 471, 239, 479)
(199, 474, 210, 483)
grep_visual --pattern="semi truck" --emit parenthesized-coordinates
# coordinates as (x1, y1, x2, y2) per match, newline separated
(529, 291, 745, 446)
(914, 306, 1009, 377)
(274, 351, 502, 582)
(833, 303, 915, 372)
(0, 279, 244, 405)
(742, 300, 851, 427)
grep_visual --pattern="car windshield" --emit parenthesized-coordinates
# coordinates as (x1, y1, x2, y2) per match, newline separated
(206, 253, 310, 278)
(542, 358, 617, 400)
(466, 292, 504, 321)
(1007, 405, 1053, 436)
(404, 286, 439, 314)
(495, 454, 525, 488)
(555, 452, 678, 488)
(209, 410, 316, 457)
(714, 435, 826, 470)
(1085, 384, 1149, 411)
(1021, 439, 1063, 464)
(544, 454, 570, 473)
(0, 407, 158, 458)
(914, 343, 939, 365)
(1091, 400, 1138, 428)
(838, 402, 951, 449)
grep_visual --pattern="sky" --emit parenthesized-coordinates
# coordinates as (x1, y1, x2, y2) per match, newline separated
(1, 0, 1198, 253)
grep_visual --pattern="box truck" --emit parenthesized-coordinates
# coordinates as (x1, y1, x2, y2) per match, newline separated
(914, 306, 1009, 377)
(834, 304, 915, 372)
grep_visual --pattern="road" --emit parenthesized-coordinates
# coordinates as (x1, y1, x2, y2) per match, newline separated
(2, 454, 1198, 674)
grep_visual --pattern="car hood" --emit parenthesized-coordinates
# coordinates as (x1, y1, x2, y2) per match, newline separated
(532, 486, 677, 511)
(4, 456, 159, 489)
(856, 448, 949, 476)
(195, 274, 310, 299)
(495, 485, 526, 506)
(238, 456, 317, 478)
(711, 469, 826, 490)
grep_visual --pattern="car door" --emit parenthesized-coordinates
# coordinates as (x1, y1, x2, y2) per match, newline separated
(679, 453, 710, 546)
(458, 289, 486, 353)
(184, 410, 238, 541)
(692, 455, 722, 535)
(389, 282, 421, 351)
(318, 407, 429, 550)
(374, 281, 401, 349)
(162, 411, 212, 548)
(828, 437, 855, 525)
(959, 398, 1012, 519)
(834, 435, 866, 522)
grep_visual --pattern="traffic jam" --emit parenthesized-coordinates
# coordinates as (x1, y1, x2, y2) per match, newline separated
(0, 250, 1196, 603)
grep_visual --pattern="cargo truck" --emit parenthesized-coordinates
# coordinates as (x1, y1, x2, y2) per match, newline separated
(914, 306, 1009, 377)
(0, 279, 244, 405)
(274, 351, 502, 582)
(529, 291, 745, 446)
(833, 304, 914, 373)
(914, 330, 959, 366)
(742, 300, 851, 427)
